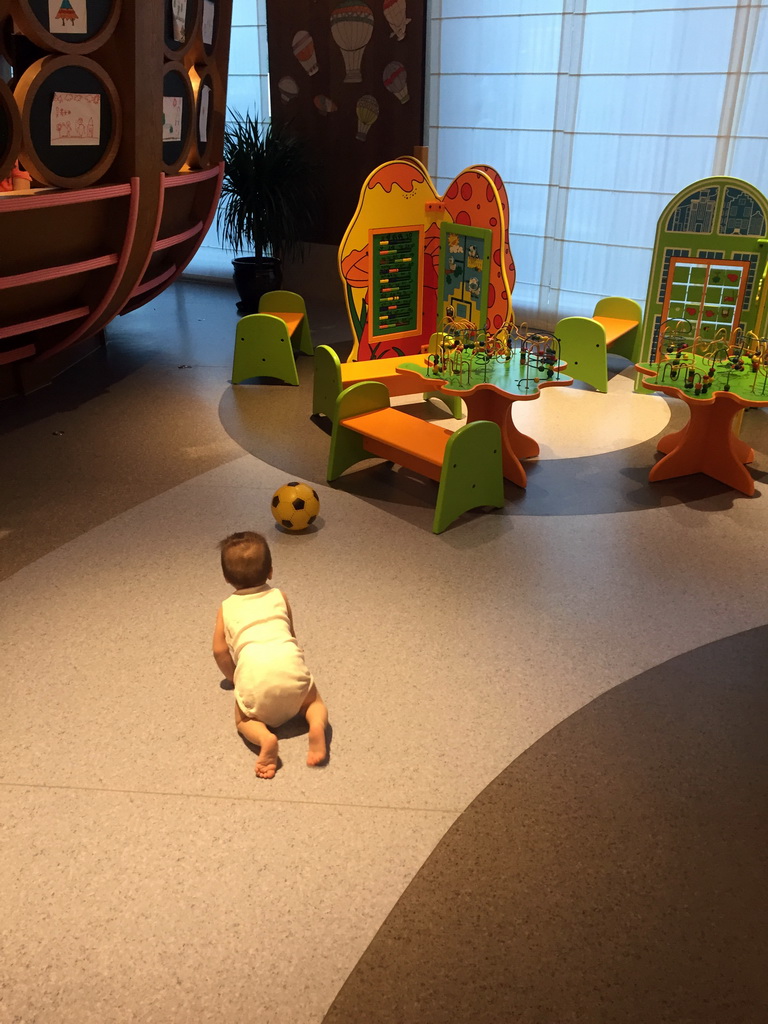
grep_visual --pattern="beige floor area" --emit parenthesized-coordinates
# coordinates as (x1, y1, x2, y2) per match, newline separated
(2, 280, 766, 1024)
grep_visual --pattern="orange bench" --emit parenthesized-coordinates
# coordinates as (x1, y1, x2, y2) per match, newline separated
(326, 381, 503, 533)
(313, 345, 462, 420)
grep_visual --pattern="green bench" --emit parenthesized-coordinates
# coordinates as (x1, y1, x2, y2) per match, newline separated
(556, 296, 642, 393)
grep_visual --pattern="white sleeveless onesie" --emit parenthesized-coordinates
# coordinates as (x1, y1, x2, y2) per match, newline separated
(221, 585, 313, 727)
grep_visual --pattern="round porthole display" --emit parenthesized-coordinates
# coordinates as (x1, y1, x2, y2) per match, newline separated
(13, 0, 121, 55)
(15, 54, 121, 187)
(0, 77, 22, 182)
(161, 61, 194, 173)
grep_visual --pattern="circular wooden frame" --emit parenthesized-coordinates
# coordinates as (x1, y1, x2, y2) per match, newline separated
(187, 67, 213, 169)
(15, 54, 121, 187)
(161, 61, 194, 174)
(163, 0, 199, 60)
(0, 77, 22, 181)
(0, 12, 14, 63)
(13, 0, 121, 55)
(201, 0, 217, 59)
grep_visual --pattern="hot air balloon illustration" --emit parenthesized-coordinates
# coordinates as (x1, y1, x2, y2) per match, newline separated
(314, 95, 339, 116)
(383, 61, 409, 103)
(278, 76, 299, 104)
(355, 94, 379, 140)
(383, 0, 411, 40)
(331, 2, 374, 84)
(292, 30, 318, 76)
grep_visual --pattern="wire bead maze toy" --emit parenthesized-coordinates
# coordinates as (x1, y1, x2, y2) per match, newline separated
(656, 317, 768, 396)
(426, 307, 563, 392)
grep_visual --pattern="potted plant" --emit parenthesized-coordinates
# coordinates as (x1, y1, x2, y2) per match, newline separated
(218, 111, 317, 312)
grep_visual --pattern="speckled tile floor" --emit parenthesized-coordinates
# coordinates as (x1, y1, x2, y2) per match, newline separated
(2, 279, 767, 1024)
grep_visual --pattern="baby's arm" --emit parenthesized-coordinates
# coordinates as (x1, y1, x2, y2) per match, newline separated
(212, 606, 237, 682)
(281, 592, 297, 638)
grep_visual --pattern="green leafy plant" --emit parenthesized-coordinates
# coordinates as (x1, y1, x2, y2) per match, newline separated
(217, 111, 316, 260)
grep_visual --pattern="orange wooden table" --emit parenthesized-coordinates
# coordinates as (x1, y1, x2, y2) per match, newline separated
(398, 358, 572, 487)
(636, 363, 766, 495)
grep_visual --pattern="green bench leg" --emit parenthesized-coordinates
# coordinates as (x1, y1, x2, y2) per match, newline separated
(327, 381, 390, 480)
(556, 316, 609, 393)
(434, 420, 504, 533)
(425, 391, 463, 418)
(314, 344, 343, 418)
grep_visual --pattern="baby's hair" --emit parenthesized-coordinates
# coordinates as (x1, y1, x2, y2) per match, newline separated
(218, 531, 272, 588)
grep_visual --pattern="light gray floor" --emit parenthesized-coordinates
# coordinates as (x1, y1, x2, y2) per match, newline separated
(2, 280, 767, 1023)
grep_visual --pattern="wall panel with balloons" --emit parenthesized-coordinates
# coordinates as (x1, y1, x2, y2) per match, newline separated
(265, 0, 426, 246)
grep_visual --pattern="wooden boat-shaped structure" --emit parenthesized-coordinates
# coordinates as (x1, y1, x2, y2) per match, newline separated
(0, 0, 232, 396)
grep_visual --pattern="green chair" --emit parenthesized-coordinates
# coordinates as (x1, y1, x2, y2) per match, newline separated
(258, 290, 313, 357)
(231, 314, 300, 386)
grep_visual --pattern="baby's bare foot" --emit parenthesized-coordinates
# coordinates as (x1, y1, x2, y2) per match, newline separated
(255, 735, 278, 779)
(307, 723, 327, 766)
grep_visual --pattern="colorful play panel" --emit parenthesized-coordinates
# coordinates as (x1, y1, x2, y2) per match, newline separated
(338, 157, 516, 361)
(327, 380, 505, 534)
(396, 325, 572, 487)
(635, 176, 768, 383)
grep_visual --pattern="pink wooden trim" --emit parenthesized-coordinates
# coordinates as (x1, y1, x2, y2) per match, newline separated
(124, 162, 224, 311)
(164, 165, 222, 188)
(160, 162, 224, 281)
(0, 182, 133, 212)
(0, 343, 36, 365)
(42, 178, 143, 359)
(132, 264, 177, 297)
(0, 253, 119, 290)
(124, 172, 167, 306)
(0, 306, 89, 340)
(154, 221, 203, 251)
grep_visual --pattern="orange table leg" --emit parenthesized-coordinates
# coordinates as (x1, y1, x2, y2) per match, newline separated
(650, 396, 756, 495)
(657, 423, 687, 455)
(460, 389, 529, 487)
(657, 418, 753, 463)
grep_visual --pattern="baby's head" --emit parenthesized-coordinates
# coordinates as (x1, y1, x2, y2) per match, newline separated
(218, 531, 273, 589)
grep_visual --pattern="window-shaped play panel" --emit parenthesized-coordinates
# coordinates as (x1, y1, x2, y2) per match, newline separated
(637, 176, 768, 379)
(369, 226, 423, 346)
(437, 222, 491, 330)
(663, 258, 750, 344)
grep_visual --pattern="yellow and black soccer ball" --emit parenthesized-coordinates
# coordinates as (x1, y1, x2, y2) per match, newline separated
(270, 481, 320, 531)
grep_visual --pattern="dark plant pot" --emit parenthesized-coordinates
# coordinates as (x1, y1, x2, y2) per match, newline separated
(232, 256, 283, 314)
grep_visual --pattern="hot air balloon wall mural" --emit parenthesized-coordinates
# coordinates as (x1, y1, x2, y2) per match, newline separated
(331, 2, 374, 84)
(0, 0, 235, 397)
(265, 0, 427, 245)
(383, 0, 411, 40)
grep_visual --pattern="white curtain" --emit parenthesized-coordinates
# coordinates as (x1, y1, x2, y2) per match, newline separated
(186, 0, 270, 277)
(428, 0, 768, 325)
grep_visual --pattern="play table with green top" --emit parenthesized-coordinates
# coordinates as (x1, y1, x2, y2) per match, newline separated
(636, 355, 768, 495)
(397, 354, 573, 487)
